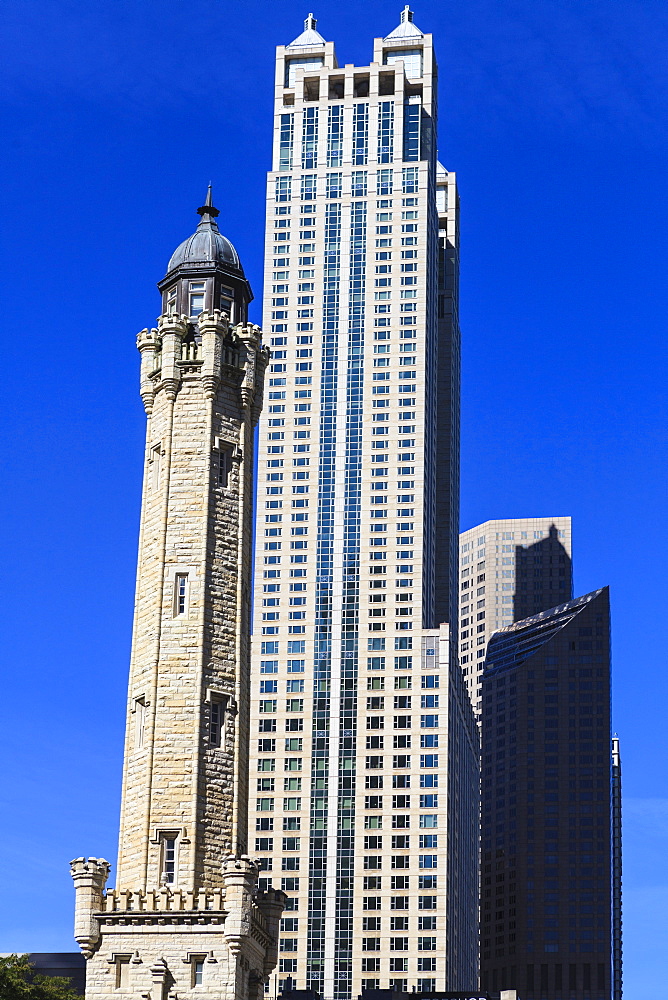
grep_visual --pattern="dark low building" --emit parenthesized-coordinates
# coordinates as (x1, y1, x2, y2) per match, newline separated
(28, 954, 86, 995)
(479, 588, 621, 1000)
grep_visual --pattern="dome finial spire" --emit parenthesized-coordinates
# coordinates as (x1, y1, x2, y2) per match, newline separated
(304, 12, 317, 31)
(401, 5, 414, 22)
(197, 185, 219, 221)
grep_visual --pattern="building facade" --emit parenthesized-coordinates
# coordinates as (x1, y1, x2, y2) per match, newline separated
(71, 195, 285, 1000)
(458, 518, 573, 715)
(479, 588, 621, 1000)
(248, 10, 475, 1000)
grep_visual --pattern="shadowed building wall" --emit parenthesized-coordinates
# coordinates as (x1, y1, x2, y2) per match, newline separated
(458, 518, 572, 717)
(480, 588, 618, 1000)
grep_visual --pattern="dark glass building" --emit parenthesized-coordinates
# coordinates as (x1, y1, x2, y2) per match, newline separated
(479, 588, 621, 1000)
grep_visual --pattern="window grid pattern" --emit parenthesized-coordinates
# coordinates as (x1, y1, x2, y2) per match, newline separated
(307, 200, 342, 991)
(326, 173, 342, 199)
(422, 170, 439, 629)
(302, 107, 319, 170)
(403, 102, 421, 162)
(333, 200, 367, 1000)
(327, 105, 344, 168)
(279, 114, 294, 171)
(378, 101, 395, 163)
(377, 169, 393, 196)
(275, 176, 291, 202)
(352, 104, 369, 165)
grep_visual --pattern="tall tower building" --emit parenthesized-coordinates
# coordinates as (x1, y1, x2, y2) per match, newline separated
(71, 194, 285, 1000)
(479, 588, 620, 1000)
(458, 517, 573, 715)
(248, 10, 475, 1000)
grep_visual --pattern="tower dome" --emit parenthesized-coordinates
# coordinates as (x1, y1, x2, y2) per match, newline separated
(158, 187, 252, 325)
(166, 186, 244, 275)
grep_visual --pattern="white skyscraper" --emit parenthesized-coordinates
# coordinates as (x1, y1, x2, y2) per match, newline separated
(458, 517, 573, 715)
(248, 11, 477, 999)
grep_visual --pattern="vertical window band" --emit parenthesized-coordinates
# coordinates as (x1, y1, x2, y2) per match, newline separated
(279, 113, 294, 171)
(353, 104, 369, 165)
(302, 107, 319, 169)
(378, 101, 395, 163)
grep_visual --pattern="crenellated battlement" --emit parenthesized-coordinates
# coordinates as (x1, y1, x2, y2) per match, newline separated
(98, 886, 280, 936)
(157, 312, 189, 338)
(102, 887, 226, 914)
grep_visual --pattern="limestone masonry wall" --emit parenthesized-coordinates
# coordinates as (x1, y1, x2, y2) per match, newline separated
(71, 309, 281, 1000)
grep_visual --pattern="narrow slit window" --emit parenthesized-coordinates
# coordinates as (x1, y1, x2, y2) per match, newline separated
(150, 445, 161, 492)
(192, 960, 204, 987)
(134, 697, 147, 750)
(210, 699, 225, 747)
(115, 957, 131, 989)
(216, 448, 233, 488)
(175, 574, 188, 616)
(161, 835, 177, 885)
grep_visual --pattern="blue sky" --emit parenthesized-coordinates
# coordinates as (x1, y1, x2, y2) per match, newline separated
(0, 0, 666, 991)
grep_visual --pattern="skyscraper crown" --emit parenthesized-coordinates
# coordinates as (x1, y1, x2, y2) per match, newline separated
(287, 12, 326, 48)
(385, 5, 424, 39)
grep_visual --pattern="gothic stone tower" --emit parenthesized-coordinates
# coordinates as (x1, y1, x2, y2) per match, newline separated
(71, 191, 285, 1000)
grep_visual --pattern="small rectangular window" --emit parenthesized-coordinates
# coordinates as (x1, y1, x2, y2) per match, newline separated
(220, 291, 234, 321)
(209, 699, 225, 747)
(216, 447, 233, 488)
(161, 835, 177, 885)
(174, 574, 188, 616)
(115, 957, 131, 989)
(150, 445, 161, 492)
(192, 959, 204, 988)
(189, 281, 206, 317)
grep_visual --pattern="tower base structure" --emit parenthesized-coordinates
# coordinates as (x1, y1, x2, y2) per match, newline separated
(71, 856, 285, 1000)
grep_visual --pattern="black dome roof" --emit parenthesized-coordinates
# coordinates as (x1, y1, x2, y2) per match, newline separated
(165, 188, 243, 275)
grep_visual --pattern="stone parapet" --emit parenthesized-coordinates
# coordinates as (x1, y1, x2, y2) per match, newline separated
(102, 888, 226, 913)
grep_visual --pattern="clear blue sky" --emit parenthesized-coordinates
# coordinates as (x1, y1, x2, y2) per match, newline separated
(0, 0, 666, 991)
